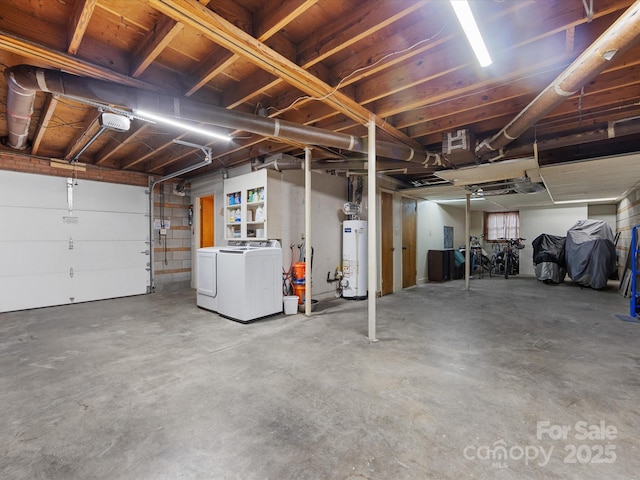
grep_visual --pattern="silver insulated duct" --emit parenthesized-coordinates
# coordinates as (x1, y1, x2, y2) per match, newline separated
(3, 65, 424, 162)
(4, 68, 35, 149)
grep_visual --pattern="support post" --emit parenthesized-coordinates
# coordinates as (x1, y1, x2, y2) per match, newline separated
(367, 118, 378, 341)
(465, 193, 471, 290)
(304, 147, 312, 316)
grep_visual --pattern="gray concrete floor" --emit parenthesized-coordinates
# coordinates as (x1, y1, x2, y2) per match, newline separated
(1, 276, 638, 480)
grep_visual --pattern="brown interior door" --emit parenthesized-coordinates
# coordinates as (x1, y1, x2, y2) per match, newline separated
(199, 195, 214, 247)
(381, 191, 394, 296)
(402, 197, 417, 288)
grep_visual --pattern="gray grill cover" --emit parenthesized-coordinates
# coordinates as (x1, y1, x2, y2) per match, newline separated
(565, 220, 616, 289)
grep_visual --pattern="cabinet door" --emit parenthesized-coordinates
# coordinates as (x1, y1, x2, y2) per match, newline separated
(427, 250, 445, 282)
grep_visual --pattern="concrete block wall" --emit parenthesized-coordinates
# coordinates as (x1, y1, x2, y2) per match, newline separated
(616, 187, 640, 277)
(152, 182, 193, 292)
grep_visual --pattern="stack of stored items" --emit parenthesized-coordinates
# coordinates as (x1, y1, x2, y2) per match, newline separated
(292, 262, 306, 304)
(532, 234, 566, 284)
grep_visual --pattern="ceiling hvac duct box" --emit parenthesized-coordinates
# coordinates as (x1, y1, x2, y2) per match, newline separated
(442, 129, 476, 165)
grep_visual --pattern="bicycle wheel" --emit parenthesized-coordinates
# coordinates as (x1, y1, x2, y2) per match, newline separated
(504, 254, 509, 279)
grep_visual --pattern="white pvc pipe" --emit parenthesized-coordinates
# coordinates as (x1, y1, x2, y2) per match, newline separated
(304, 147, 312, 316)
(367, 119, 378, 341)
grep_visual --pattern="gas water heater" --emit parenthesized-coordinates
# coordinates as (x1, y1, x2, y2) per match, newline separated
(342, 220, 367, 299)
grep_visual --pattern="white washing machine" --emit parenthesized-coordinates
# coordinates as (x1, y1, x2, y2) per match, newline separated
(197, 240, 282, 323)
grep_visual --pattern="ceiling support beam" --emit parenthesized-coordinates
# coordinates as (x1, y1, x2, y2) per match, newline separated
(0, 31, 161, 90)
(184, 0, 317, 97)
(67, 0, 97, 55)
(131, 19, 183, 77)
(31, 95, 59, 155)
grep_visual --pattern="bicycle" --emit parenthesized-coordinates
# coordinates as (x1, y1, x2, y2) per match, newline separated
(461, 235, 492, 278)
(500, 237, 526, 279)
(489, 242, 505, 277)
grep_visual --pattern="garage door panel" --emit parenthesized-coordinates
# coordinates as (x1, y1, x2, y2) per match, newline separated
(1, 242, 70, 275)
(0, 273, 72, 312)
(69, 211, 148, 240)
(71, 268, 149, 302)
(0, 171, 68, 208)
(72, 241, 149, 270)
(73, 181, 148, 214)
(0, 206, 72, 241)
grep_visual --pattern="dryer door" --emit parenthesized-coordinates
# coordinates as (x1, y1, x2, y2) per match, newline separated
(197, 249, 218, 297)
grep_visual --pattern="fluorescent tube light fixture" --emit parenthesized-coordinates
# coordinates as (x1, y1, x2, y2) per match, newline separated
(136, 109, 231, 142)
(554, 197, 617, 205)
(450, 0, 493, 67)
(432, 197, 486, 204)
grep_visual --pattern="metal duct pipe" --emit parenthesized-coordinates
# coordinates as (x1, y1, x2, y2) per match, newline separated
(3, 65, 423, 162)
(253, 153, 303, 171)
(4, 68, 35, 149)
(475, 0, 640, 159)
(254, 160, 303, 171)
(313, 158, 420, 171)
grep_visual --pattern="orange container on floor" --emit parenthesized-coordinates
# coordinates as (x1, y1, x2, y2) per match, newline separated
(292, 283, 306, 304)
(292, 262, 306, 282)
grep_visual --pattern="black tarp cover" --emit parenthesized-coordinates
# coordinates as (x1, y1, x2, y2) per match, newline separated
(565, 219, 616, 289)
(532, 234, 566, 283)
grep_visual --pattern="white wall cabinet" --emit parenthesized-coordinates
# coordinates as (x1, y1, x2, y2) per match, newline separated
(223, 169, 282, 240)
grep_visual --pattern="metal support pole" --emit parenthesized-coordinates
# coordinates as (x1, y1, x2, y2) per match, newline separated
(304, 147, 312, 316)
(367, 118, 378, 342)
(465, 193, 471, 290)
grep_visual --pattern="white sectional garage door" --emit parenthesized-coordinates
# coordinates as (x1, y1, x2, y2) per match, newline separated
(0, 171, 150, 312)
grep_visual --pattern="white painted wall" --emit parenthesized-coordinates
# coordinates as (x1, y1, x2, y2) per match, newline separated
(416, 201, 468, 283)
(588, 204, 617, 233)
(279, 170, 348, 299)
(519, 205, 587, 276)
